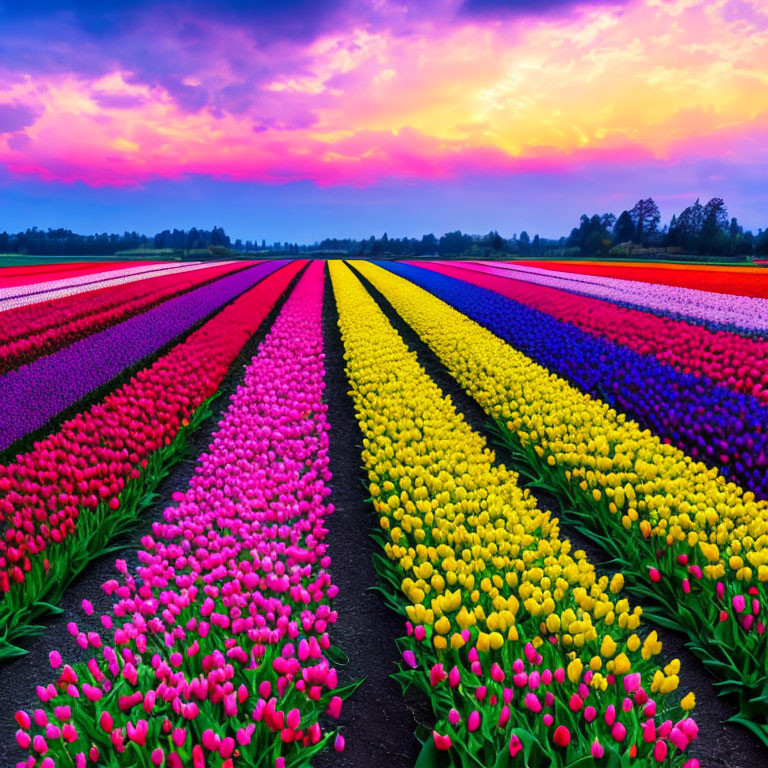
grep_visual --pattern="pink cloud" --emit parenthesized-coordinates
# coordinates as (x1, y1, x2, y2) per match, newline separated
(0, 0, 765, 188)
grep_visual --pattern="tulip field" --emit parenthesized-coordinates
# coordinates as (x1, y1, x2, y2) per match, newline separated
(1, 257, 768, 768)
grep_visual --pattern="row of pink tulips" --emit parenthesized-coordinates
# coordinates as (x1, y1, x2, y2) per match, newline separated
(0, 262, 303, 656)
(470, 260, 768, 335)
(13, 261, 349, 768)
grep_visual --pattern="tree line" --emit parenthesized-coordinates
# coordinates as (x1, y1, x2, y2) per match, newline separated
(315, 197, 767, 259)
(564, 197, 764, 259)
(0, 227, 235, 256)
(1, 196, 767, 259)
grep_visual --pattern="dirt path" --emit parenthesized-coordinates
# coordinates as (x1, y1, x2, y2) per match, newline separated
(347, 260, 768, 768)
(315, 263, 428, 768)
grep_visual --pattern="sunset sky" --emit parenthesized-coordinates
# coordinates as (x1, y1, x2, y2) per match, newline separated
(1, 0, 766, 241)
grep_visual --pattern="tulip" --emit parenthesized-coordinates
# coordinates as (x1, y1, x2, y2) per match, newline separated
(553, 726, 571, 747)
(327, 696, 342, 718)
(430, 663, 446, 686)
(433, 731, 452, 751)
(623, 673, 641, 693)
(611, 721, 627, 742)
(524, 693, 542, 713)
(16, 730, 31, 749)
(172, 728, 187, 747)
(99, 711, 113, 732)
(569, 693, 583, 712)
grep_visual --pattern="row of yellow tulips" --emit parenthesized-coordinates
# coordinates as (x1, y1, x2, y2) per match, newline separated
(353, 260, 768, 741)
(330, 260, 698, 767)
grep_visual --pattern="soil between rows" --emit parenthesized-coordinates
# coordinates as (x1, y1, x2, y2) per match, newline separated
(0, 263, 307, 765)
(315, 262, 428, 768)
(346, 260, 768, 768)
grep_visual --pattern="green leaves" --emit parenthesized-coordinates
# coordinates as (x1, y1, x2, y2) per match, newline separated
(494, 729, 548, 768)
(414, 736, 446, 768)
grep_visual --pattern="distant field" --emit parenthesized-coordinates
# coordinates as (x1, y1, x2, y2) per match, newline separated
(0, 253, 167, 266)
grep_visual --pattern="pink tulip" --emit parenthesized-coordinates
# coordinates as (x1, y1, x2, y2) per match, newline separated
(430, 663, 446, 686)
(569, 693, 583, 712)
(99, 711, 113, 732)
(16, 730, 31, 749)
(327, 696, 342, 718)
(433, 731, 452, 751)
(611, 721, 627, 742)
(524, 692, 542, 713)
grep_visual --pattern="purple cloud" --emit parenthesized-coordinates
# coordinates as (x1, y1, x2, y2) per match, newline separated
(90, 92, 148, 109)
(0, 104, 38, 133)
(460, 0, 629, 17)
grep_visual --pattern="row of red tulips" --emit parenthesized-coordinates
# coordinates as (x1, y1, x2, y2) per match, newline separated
(0, 262, 247, 376)
(522, 260, 768, 300)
